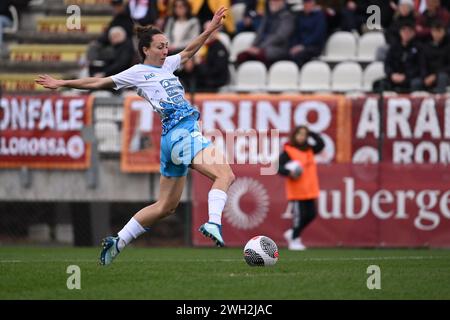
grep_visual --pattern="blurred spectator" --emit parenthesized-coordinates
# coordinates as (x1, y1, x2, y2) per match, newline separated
(89, 26, 136, 77)
(192, 21, 230, 92)
(236, 0, 294, 67)
(380, 21, 422, 92)
(236, 0, 265, 33)
(419, 20, 450, 93)
(164, 0, 200, 90)
(164, 0, 201, 54)
(415, 0, 450, 12)
(128, 0, 160, 26)
(385, 0, 417, 46)
(98, 0, 134, 46)
(188, 0, 235, 34)
(87, 0, 134, 78)
(340, 1, 396, 33)
(315, 0, 346, 35)
(288, 0, 327, 69)
(0, 0, 13, 51)
(416, 0, 450, 41)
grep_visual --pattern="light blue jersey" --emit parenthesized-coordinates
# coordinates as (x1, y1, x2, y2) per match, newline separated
(111, 54, 209, 177)
(111, 54, 199, 135)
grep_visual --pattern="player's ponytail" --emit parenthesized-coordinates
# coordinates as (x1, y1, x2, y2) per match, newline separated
(135, 25, 164, 61)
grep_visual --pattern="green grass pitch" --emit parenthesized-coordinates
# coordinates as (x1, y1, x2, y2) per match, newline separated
(1, 247, 449, 299)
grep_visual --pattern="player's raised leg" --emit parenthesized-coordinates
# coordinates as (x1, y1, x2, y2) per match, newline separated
(190, 145, 235, 247)
(100, 175, 186, 265)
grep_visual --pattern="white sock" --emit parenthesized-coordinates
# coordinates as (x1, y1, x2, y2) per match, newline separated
(208, 189, 228, 225)
(117, 217, 146, 251)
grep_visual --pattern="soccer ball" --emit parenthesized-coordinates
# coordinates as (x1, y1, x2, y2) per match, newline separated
(243, 236, 279, 267)
(284, 160, 303, 178)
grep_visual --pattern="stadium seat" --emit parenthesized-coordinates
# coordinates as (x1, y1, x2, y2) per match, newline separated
(363, 61, 385, 91)
(229, 64, 236, 86)
(235, 61, 267, 92)
(321, 31, 358, 62)
(3, 6, 19, 34)
(230, 31, 256, 62)
(0, 73, 62, 92)
(298, 61, 331, 92)
(217, 32, 231, 53)
(331, 61, 363, 92)
(9, 44, 87, 62)
(37, 16, 111, 33)
(357, 32, 386, 62)
(95, 121, 121, 153)
(267, 61, 299, 92)
(218, 64, 237, 93)
(231, 3, 246, 25)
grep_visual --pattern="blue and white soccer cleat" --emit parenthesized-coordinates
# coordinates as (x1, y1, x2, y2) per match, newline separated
(99, 236, 120, 266)
(199, 222, 225, 247)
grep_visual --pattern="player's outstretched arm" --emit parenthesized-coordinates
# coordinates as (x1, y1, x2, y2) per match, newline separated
(179, 6, 227, 65)
(35, 74, 115, 90)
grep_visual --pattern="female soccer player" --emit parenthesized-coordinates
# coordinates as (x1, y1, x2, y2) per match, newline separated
(36, 7, 234, 265)
(278, 125, 324, 250)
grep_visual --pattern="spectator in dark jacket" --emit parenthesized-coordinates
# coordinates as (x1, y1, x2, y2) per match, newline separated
(340, 0, 396, 33)
(385, 0, 417, 46)
(315, 0, 346, 35)
(236, 0, 264, 33)
(236, 0, 294, 67)
(87, 0, 135, 77)
(98, 0, 134, 46)
(419, 20, 450, 92)
(383, 21, 423, 92)
(288, 0, 327, 68)
(193, 21, 230, 92)
(416, 0, 450, 41)
(90, 26, 136, 78)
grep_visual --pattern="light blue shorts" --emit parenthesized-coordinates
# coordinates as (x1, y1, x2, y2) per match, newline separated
(160, 114, 211, 177)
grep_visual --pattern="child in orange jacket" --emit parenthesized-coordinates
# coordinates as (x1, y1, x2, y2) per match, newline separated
(278, 125, 324, 250)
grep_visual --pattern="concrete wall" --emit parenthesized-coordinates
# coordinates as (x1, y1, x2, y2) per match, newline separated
(0, 159, 191, 202)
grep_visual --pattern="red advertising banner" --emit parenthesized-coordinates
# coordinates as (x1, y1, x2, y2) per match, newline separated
(195, 94, 350, 164)
(351, 95, 450, 164)
(192, 164, 450, 248)
(121, 94, 350, 172)
(0, 95, 93, 169)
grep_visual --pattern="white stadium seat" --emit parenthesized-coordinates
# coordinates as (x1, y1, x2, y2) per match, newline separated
(363, 61, 385, 91)
(357, 32, 386, 62)
(230, 31, 256, 62)
(267, 61, 299, 92)
(331, 61, 363, 92)
(298, 61, 331, 92)
(218, 64, 237, 92)
(321, 31, 357, 62)
(235, 61, 267, 92)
